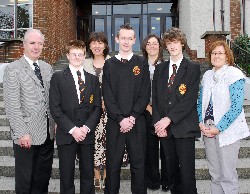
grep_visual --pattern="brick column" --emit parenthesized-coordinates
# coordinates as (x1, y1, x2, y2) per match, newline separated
(201, 31, 230, 57)
(230, 0, 241, 40)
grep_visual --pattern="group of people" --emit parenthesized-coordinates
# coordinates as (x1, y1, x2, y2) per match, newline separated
(3, 24, 250, 194)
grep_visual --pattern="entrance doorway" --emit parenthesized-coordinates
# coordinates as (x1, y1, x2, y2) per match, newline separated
(77, 1, 178, 52)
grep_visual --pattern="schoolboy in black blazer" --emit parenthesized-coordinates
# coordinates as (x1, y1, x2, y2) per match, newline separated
(152, 28, 200, 194)
(49, 40, 101, 194)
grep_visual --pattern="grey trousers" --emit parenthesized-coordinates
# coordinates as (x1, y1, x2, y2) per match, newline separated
(204, 136, 240, 194)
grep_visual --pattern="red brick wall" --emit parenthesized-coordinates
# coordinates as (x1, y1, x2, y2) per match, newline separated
(230, 0, 241, 40)
(1, 0, 77, 64)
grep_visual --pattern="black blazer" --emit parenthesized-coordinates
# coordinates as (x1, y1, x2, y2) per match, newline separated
(152, 57, 201, 138)
(49, 66, 101, 145)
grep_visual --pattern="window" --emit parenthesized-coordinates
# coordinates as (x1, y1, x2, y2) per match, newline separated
(0, 0, 33, 39)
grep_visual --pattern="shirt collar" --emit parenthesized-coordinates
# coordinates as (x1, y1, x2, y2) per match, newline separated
(169, 55, 183, 69)
(115, 52, 133, 61)
(24, 54, 39, 68)
(69, 65, 85, 82)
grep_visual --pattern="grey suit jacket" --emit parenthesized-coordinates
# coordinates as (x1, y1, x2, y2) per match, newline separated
(3, 56, 55, 145)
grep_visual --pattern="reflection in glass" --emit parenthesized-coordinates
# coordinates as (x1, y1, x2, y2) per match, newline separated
(148, 3, 172, 13)
(0, 4, 14, 29)
(92, 4, 106, 15)
(150, 17, 161, 37)
(166, 17, 173, 31)
(130, 17, 140, 51)
(94, 19, 104, 32)
(0, 31, 14, 39)
(113, 4, 141, 15)
(17, 0, 32, 3)
(17, 4, 32, 28)
(1, 0, 13, 4)
(17, 29, 27, 38)
(107, 16, 112, 51)
(114, 18, 124, 51)
(143, 15, 147, 39)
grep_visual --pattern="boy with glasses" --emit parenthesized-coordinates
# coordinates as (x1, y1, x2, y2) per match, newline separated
(49, 40, 101, 194)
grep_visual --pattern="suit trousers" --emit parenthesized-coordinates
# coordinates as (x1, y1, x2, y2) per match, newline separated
(13, 133, 54, 194)
(204, 136, 240, 194)
(161, 135, 197, 194)
(104, 116, 147, 194)
(57, 142, 94, 194)
(145, 111, 168, 190)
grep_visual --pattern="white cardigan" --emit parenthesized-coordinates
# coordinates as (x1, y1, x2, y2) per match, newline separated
(201, 65, 250, 147)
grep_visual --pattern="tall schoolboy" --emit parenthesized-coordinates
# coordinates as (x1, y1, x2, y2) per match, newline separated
(152, 28, 201, 194)
(102, 24, 151, 194)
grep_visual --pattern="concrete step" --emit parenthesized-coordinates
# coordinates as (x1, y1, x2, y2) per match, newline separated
(0, 115, 9, 126)
(0, 156, 250, 180)
(0, 177, 250, 194)
(0, 138, 249, 159)
(0, 125, 250, 158)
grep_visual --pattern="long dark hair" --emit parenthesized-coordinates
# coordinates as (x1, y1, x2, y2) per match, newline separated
(142, 34, 164, 65)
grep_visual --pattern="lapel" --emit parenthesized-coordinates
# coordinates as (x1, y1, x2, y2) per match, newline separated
(20, 56, 42, 87)
(63, 66, 79, 105)
(171, 57, 188, 90)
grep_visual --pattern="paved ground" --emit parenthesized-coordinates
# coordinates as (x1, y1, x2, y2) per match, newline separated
(1, 177, 250, 194)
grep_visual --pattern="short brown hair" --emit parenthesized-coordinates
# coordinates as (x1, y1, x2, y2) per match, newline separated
(88, 31, 109, 59)
(116, 23, 135, 38)
(208, 40, 234, 66)
(163, 27, 187, 50)
(66, 40, 86, 54)
(142, 34, 164, 65)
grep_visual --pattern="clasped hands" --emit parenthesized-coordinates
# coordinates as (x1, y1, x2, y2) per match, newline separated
(18, 134, 32, 149)
(72, 126, 89, 142)
(119, 116, 136, 133)
(154, 117, 171, 137)
(199, 122, 219, 137)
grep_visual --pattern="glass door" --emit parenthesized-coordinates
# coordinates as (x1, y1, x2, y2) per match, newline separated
(148, 14, 176, 38)
(111, 15, 142, 52)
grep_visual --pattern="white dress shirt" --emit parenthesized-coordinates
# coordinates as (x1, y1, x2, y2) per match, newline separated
(68, 65, 90, 134)
(169, 55, 183, 80)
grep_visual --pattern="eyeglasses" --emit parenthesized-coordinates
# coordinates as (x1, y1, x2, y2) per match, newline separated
(211, 52, 226, 56)
(146, 42, 159, 47)
(69, 53, 85, 58)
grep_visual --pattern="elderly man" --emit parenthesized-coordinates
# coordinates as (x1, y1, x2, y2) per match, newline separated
(3, 29, 55, 194)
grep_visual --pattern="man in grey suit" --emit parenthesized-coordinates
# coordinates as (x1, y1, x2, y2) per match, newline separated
(3, 29, 55, 194)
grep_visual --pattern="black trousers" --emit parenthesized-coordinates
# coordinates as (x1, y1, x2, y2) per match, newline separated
(145, 111, 168, 189)
(13, 134, 54, 194)
(57, 143, 94, 194)
(104, 115, 147, 194)
(160, 135, 197, 194)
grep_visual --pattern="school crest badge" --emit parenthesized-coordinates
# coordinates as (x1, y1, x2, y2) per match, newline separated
(133, 66, 140, 75)
(179, 84, 187, 95)
(90, 94, 94, 104)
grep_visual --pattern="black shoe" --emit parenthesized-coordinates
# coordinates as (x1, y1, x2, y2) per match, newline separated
(162, 185, 171, 192)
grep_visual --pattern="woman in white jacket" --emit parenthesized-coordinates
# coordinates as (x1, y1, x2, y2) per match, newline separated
(197, 40, 250, 194)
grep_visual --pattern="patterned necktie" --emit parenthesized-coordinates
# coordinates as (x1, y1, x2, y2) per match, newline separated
(33, 62, 44, 87)
(77, 70, 85, 104)
(168, 64, 177, 89)
(121, 58, 128, 63)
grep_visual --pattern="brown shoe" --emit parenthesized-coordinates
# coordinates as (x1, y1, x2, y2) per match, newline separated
(95, 178, 101, 191)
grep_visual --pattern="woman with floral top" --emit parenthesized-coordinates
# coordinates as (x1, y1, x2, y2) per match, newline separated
(83, 31, 128, 191)
(197, 40, 250, 194)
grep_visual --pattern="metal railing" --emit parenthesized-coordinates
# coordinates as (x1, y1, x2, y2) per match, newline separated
(227, 39, 250, 77)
